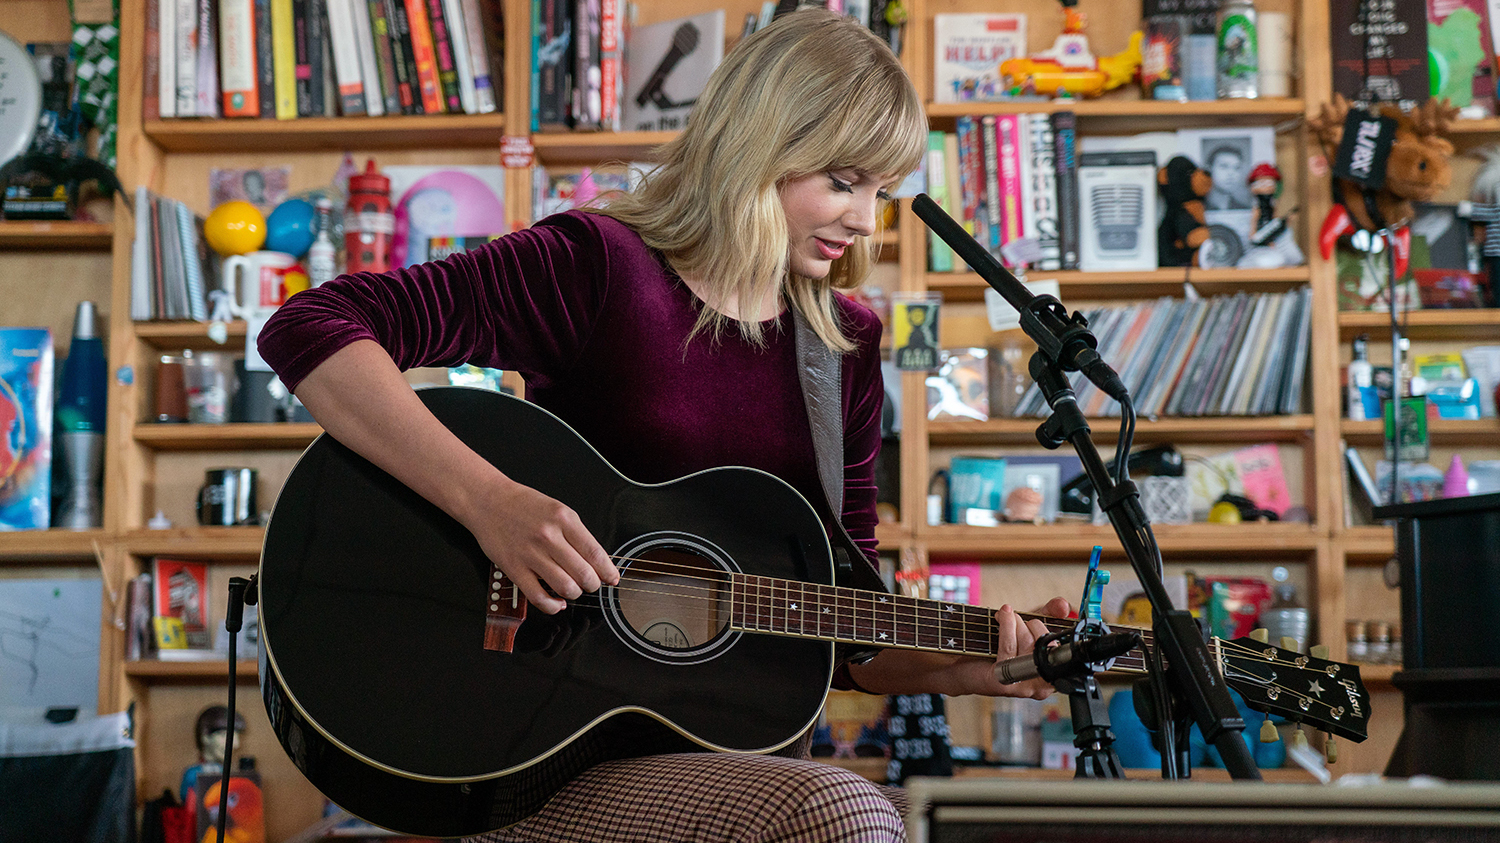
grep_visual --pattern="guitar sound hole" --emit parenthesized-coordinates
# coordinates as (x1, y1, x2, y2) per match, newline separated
(605, 532, 742, 664)
(618, 550, 730, 650)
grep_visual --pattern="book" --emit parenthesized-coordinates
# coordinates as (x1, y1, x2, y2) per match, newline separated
(152, 558, 211, 651)
(217, 0, 258, 115)
(254, 0, 276, 115)
(404, 0, 446, 112)
(175, 0, 199, 115)
(1027, 112, 1061, 271)
(979, 114, 1002, 259)
(152, 0, 173, 118)
(597, 0, 620, 128)
(1051, 111, 1081, 270)
(271, 0, 297, 117)
(0, 329, 54, 530)
(1331, 0, 1429, 110)
(622, 9, 724, 132)
(126, 573, 156, 660)
(423, 0, 464, 112)
(533, 0, 573, 129)
(1277, 286, 1314, 414)
(443, 0, 481, 113)
(932, 13, 1025, 103)
(324, 0, 370, 115)
(347, 0, 385, 114)
(385, 0, 420, 112)
(571, 0, 601, 128)
(366, 0, 402, 113)
(954, 116, 983, 246)
(995, 114, 1025, 264)
(947, 456, 1007, 525)
(1077, 150, 1158, 272)
(460, 0, 498, 113)
(196, 0, 221, 116)
(925, 131, 955, 273)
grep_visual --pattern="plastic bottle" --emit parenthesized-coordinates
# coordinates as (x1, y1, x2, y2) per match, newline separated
(345, 159, 393, 274)
(307, 197, 337, 287)
(1259, 567, 1309, 653)
(1347, 334, 1373, 420)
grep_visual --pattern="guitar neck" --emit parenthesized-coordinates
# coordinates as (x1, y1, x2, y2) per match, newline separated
(729, 573, 1179, 677)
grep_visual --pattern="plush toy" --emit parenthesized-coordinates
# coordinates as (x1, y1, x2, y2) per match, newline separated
(1157, 155, 1212, 267)
(1311, 94, 1458, 277)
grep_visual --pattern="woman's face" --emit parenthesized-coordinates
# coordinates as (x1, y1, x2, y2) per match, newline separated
(779, 168, 896, 278)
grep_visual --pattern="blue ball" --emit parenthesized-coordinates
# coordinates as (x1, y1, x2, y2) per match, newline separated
(264, 198, 317, 257)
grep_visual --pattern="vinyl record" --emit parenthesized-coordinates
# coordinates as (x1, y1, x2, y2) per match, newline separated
(0, 31, 41, 168)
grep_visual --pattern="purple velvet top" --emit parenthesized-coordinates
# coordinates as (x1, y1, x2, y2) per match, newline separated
(257, 209, 886, 570)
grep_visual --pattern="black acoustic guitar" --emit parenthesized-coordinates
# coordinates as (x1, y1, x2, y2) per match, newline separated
(258, 387, 1369, 837)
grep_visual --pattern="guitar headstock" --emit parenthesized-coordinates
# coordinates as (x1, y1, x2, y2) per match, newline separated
(1219, 636, 1370, 742)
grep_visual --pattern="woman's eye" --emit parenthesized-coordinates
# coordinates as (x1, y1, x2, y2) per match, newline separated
(829, 175, 854, 193)
(877, 190, 893, 202)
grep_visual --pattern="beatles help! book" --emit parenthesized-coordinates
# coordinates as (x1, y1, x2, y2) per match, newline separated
(152, 557, 212, 653)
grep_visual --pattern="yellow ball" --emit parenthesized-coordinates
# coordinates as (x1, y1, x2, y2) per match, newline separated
(1207, 501, 1243, 524)
(204, 201, 268, 256)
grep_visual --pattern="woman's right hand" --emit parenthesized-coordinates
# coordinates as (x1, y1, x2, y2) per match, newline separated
(464, 475, 619, 614)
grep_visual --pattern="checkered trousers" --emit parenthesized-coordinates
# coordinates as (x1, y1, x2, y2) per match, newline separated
(468, 753, 909, 843)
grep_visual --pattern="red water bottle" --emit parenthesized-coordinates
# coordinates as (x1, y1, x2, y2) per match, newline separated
(345, 159, 393, 274)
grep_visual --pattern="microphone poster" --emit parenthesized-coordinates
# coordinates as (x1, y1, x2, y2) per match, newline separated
(623, 9, 724, 132)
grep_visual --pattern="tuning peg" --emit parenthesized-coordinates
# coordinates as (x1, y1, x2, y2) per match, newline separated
(1250, 628, 1269, 643)
(1311, 644, 1330, 660)
(1325, 735, 1338, 764)
(1280, 636, 1299, 652)
(1260, 719, 1279, 743)
(1292, 729, 1309, 751)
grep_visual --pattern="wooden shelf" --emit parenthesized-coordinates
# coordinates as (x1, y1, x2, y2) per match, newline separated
(532, 130, 677, 164)
(1337, 309, 1500, 340)
(134, 422, 322, 450)
(928, 415, 1314, 446)
(1339, 525, 1396, 562)
(122, 527, 266, 559)
(143, 113, 508, 152)
(927, 267, 1311, 302)
(921, 522, 1319, 559)
(0, 220, 114, 250)
(134, 320, 248, 351)
(1343, 418, 1500, 447)
(0, 529, 110, 561)
(924, 97, 1306, 131)
(1356, 663, 1400, 686)
(125, 659, 258, 680)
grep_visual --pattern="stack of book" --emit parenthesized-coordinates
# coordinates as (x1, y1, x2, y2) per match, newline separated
(146, 0, 504, 120)
(1011, 287, 1314, 419)
(129, 187, 216, 321)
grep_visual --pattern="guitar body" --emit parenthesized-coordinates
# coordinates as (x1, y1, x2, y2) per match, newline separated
(258, 387, 838, 836)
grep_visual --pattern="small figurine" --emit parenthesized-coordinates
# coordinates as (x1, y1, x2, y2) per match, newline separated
(1237, 162, 1306, 269)
(1157, 155, 1213, 267)
(180, 705, 246, 805)
(1000, 10, 1143, 99)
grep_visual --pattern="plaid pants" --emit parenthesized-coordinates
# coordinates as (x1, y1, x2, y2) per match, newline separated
(470, 753, 909, 843)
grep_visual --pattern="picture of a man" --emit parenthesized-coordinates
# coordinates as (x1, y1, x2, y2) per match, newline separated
(1204, 141, 1251, 210)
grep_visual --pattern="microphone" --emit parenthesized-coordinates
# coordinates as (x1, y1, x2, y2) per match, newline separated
(994, 631, 1141, 685)
(635, 23, 700, 109)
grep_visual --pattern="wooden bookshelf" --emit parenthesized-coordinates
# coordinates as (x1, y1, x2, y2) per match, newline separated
(928, 415, 1315, 446)
(133, 422, 322, 451)
(927, 267, 1313, 301)
(143, 112, 509, 152)
(0, 529, 110, 561)
(924, 97, 1307, 131)
(1338, 309, 1500, 340)
(0, 220, 114, 250)
(921, 522, 1320, 559)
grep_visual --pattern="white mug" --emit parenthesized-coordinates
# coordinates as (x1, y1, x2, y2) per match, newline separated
(222, 250, 300, 318)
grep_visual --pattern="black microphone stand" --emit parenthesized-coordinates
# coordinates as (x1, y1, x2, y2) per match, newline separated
(911, 194, 1260, 781)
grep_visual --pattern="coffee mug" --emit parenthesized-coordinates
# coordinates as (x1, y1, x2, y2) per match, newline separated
(222, 250, 299, 319)
(198, 467, 259, 526)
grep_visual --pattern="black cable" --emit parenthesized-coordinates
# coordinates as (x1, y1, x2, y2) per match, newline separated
(215, 576, 255, 843)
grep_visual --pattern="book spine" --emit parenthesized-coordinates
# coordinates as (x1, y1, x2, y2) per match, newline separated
(197, 0, 221, 116)
(1028, 112, 1060, 271)
(571, 0, 600, 129)
(597, 0, 620, 129)
(423, 0, 463, 112)
(384, 0, 419, 113)
(254, 0, 276, 115)
(979, 114, 1001, 258)
(454, 0, 489, 112)
(347, 0, 385, 114)
(366, 0, 402, 113)
(291, 0, 313, 115)
(1051, 110, 1080, 270)
(529, 0, 540, 130)
(131, 186, 153, 320)
(219, 0, 259, 116)
(324, 0, 369, 114)
(403, 0, 446, 112)
(271, 0, 298, 117)
(175, 0, 198, 115)
(145, 0, 164, 120)
(475, 0, 505, 114)
(925, 130, 953, 273)
(996, 113, 1024, 261)
(954, 115, 981, 238)
(305, 0, 327, 115)
(534, 0, 571, 129)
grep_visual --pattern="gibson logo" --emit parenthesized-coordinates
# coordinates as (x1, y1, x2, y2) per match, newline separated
(1339, 677, 1364, 719)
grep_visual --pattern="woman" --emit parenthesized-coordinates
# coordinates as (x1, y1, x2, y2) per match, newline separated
(260, 9, 1068, 841)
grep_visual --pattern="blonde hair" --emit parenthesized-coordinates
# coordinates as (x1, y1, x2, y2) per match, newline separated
(596, 8, 925, 352)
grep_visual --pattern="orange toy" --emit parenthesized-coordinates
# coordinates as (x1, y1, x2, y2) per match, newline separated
(1000, 10, 1142, 99)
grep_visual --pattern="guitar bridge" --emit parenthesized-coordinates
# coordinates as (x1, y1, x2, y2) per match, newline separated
(484, 565, 526, 653)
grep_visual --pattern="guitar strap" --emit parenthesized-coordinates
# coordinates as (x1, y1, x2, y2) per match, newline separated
(791, 307, 889, 597)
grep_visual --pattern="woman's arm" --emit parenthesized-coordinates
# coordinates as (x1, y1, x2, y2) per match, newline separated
(845, 597, 1072, 700)
(290, 341, 618, 613)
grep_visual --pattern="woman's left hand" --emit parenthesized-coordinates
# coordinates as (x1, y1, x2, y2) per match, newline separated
(947, 597, 1074, 700)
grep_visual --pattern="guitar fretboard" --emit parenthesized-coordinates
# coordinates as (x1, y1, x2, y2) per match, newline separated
(728, 573, 1168, 676)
